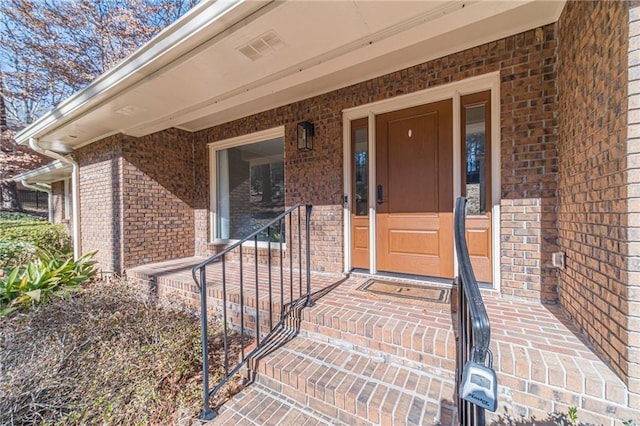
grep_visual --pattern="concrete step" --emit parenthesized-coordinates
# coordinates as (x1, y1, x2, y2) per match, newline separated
(250, 335, 456, 426)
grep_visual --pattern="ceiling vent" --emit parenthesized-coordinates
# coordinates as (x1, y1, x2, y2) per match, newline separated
(237, 30, 285, 61)
(114, 105, 146, 116)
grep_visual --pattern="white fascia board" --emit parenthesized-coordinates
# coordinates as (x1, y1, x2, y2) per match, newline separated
(15, 0, 268, 145)
(13, 160, 71, 183)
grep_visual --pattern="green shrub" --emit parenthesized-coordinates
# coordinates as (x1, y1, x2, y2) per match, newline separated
(0, 222, 71, 254)
(0, 220, 46, 229)
(0, 250, 97, 316)
(0, 212, 45, 222)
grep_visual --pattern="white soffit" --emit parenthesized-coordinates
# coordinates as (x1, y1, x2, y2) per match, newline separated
(17, 0, 565, 148)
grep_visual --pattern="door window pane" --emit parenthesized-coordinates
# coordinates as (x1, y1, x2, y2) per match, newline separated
(464, 105, 487, 215)
(216, 137, 285, 241)
(353, 126, 368, 216)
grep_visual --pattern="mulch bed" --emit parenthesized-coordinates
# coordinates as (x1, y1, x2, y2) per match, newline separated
(0, 279, 243, 425)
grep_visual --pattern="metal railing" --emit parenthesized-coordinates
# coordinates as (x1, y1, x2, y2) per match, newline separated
(192, 202, 313, 420)
(454, 197, 496, 425)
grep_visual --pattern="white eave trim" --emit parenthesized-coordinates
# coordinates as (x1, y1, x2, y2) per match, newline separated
(15, 0, 270, 145)
(13, 160, 71, 182)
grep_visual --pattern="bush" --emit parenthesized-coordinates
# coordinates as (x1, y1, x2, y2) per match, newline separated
(0, 222, 71, 254)
(0, 250, 97, 316)
(0, 212, 45, 222)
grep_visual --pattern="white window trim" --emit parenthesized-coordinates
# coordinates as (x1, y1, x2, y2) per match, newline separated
(208, 126, 286, 247)
(342, 72, 501, 291)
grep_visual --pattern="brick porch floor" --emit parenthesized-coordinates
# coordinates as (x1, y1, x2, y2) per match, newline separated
(129, 257, 640, 425)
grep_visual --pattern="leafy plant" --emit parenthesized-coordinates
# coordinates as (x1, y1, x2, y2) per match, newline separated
(554, 406, 579, 426)
(0, 250, 97, 316)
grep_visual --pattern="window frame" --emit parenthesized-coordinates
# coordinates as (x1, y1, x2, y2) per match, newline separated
(208, 126, 286, 245)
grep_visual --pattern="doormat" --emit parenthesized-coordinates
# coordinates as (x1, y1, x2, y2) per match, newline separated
(356, 279, 450, 305)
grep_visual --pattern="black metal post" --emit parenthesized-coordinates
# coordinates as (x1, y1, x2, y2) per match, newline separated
(298, 205, 302, 298)
(268, 226, 273, 330)
(279, 219, 284, 322)
(222, 257, 229, 376)
(199, 267, 215, 420)
(254, 235, 260, 345)
(305, 204, 314, 307)
(239, 246, 245, 360)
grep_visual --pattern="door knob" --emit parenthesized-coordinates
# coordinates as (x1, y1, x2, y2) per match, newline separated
(377, 185, 383, 204)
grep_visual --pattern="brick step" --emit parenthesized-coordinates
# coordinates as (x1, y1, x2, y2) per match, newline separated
(298, 304, 457, 379)
(211, 382, 341, 425)
(249, 335, 456, 425)
(214, 289, 458, 370)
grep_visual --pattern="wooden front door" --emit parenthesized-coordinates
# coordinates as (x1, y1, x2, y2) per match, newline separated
(375, 99, 454, 278)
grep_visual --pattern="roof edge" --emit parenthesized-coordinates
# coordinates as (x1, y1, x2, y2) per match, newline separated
(13, 160, 71, 182)
(15, 0, 267, 145)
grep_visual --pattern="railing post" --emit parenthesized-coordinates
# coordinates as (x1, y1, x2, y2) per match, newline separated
(199, 267, 215, 420)
(305, 204, 314, 307)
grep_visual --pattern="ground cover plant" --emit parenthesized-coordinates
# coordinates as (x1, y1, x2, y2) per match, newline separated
(0, 212, 88, 315)
(0, 212, 71, 272)
(0, 279, 243, 425)
(0, 249, 97, 316)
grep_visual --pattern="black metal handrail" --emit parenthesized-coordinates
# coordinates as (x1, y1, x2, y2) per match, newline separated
(192, 202, 313, 419)
(455, 196, 495, 425)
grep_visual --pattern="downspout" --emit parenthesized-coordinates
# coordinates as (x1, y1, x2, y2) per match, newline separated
(19, 180, 53, 222)
(29, 138, 81, 260)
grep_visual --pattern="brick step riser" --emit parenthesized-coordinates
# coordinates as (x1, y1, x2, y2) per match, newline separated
(254, 361, 455, 426)
(299, 326, 457, 381)
(205, 296, 459, 375)
(249, 337, 457, 426)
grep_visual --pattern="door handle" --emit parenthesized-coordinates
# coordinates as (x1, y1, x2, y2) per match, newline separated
(377, 185, 383, 204)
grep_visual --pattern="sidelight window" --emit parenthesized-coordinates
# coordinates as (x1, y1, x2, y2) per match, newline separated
(461, 91, 491, 215)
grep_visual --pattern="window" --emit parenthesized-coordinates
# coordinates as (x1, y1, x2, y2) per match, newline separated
(461, 91, 491, 215)
(351, 118, 368, 216)
(213, 134, 285, 242)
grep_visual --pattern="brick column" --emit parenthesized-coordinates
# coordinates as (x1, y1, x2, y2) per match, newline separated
(627, 4, 640, 409)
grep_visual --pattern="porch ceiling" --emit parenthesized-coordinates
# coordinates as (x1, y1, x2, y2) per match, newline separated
(16, 0, 565, 150)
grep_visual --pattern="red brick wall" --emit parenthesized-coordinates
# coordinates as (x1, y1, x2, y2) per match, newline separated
(51, 181, 64, 224)
(120, 128, 195, 268)
(195, 24, 560, 293)
(557, 0, 637, 401)
(76, 130, 196, 273)
(76, 135, 124, 273)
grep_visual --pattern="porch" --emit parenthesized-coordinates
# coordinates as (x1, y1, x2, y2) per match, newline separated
(128, 257, 638, 425)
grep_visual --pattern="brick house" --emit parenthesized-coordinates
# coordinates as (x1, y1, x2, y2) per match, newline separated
(14, 1, 640, 423)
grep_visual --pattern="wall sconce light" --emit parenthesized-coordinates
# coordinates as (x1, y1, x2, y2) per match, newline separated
(297, 121, 314, 152)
